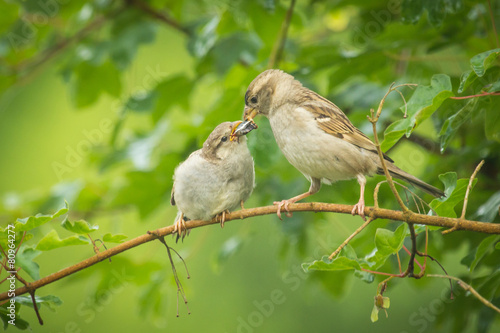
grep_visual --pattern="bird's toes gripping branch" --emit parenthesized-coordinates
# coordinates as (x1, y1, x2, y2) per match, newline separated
(273, 200, 294, 220)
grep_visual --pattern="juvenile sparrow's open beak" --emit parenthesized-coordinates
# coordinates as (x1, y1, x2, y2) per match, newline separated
(230, 120, 257, 141)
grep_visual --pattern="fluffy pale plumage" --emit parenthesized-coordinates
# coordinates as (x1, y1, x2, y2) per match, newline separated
(171, 121, 255, 238)
(242, 69, 443, 219)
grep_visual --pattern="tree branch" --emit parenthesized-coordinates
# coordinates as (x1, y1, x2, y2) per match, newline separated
(450, 92, 500, 99)
(368, 83, 418, 213)
(428, 274, 500, 314)
(442, 160, 485, 235)
(14, 6, 125, 77)
(1, 202, 499, 302)
(267, 0, 297, 69)
(487, 0, 500, 48)
(130, 0, 191, 36)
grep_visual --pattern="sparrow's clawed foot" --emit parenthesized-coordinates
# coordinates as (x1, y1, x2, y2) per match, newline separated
(217, 210, 231, 228)
(351, 199, 366, 221)
(173, 213, 189, 242)
(273, 200, 294, 220)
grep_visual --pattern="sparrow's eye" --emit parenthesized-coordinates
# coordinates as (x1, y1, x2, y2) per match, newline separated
(221, 136, 228, 142)
(250, 96, 258, 104)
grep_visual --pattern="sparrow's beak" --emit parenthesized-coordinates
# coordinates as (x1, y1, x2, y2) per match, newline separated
(243, 105, 259, 123)
(230, 120, 257, 141)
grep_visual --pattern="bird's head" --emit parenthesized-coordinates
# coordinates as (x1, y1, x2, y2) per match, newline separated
(242, 69, 298, 121)
(203, 121, 256, 160)
(237, 69, 299, 135)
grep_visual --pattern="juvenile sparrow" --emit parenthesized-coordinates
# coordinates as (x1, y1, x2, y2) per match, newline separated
(171, 121, 256, 240)
(236, 69, 444, 219)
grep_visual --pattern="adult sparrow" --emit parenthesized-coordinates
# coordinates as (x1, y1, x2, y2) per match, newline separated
(171, 121, 256, 240)
(235, 69, 444, 219)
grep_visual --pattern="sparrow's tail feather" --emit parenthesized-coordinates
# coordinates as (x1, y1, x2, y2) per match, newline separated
(377, 164, 445, 198)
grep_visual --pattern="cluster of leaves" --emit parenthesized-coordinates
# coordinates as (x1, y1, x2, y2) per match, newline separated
(0, 0, 499, 331)
(0, 202, 128, 329)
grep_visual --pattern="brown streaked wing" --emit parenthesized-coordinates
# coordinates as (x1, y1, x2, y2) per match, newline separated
(303, 91, 394, 162)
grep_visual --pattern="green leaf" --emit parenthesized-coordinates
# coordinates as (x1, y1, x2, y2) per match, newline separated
(212, 32, 262, 74)
(108, 154, 179, 218)
(187, 16, 219, 58)
(244, 1, 284, 48)
(469, 235, 500, 272)
(371, 304, 379, 322)
(485, 104, 500, 142)
(354, 269, 374, 283)
(15, 246, 41, 280)
(457, 49, 500, 94)
(430, 172, 476, 218)
(436, 172, 458, 197)
(213, 236, 243, 272)
(61, 218, 98, 234)
(474, 191, 500, 222)
(71, 61, 122, 108)
(109, 15, 157, 70)
(0, 303, 31, 330)
(102, 233, 128, 243)
(0, 229, 33, 252)
(470, 48, 500, 77)
(496, 242, 500, 250)
(302, 255, 361, 271)
(381, 119, 408, 152)
(125, 91, 157, 112)
(365, 224, 408, 269)
(401, 0, 462, 26)
(381, 74, 453, 151)
(382, 297, 390, 309)
(374, 224, 408, 257)
(14, 295, 63, 312)
(458, 70, 476, 93)
(15, 201, 69, 232)
(405, 74, 454, 136)
(486, 79, 500, 93)
(439, 99, 477, 151)
(152, 75, 193, 121)
(35, 230, 89, 251)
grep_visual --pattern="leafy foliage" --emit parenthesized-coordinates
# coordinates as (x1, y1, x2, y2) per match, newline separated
(0, 0, 499, 332)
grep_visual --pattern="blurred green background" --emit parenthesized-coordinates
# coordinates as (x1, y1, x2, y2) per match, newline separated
(1, 0, 499, 332)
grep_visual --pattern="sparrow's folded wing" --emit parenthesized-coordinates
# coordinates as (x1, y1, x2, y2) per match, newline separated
(302, 91, 394, 163)
(170, 183, 176, 206)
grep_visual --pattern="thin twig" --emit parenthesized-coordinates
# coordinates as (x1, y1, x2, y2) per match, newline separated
(12, 273, 43, 325)
(1, 202, 500, 302)
(169, 247, 191, 279)
(396, 252, 402, 274)
(361, 268, 406, 277)
(14, 231, 26, 257)
(131, 0, 191, 36)
(450, 92, 500, 99)
(328, 217, 374, 260)
(417, 251, 453, 299)
(443, 160, 484, 235)
(406, 224, 418, 277)
(394, 88, 408, 118)
(402, 245, 423, 271)
(154, 236, 190, 316)
(460, 160, 485, 220)
(427, 274, 500, 314)
(368, 83, 418, 214)
(267, 0, 297, 69)
(29, 291, 44, 325)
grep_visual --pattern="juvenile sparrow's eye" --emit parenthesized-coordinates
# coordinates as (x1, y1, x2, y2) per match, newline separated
(250, 96, 258, 104)
(221, 136, 228, 142)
